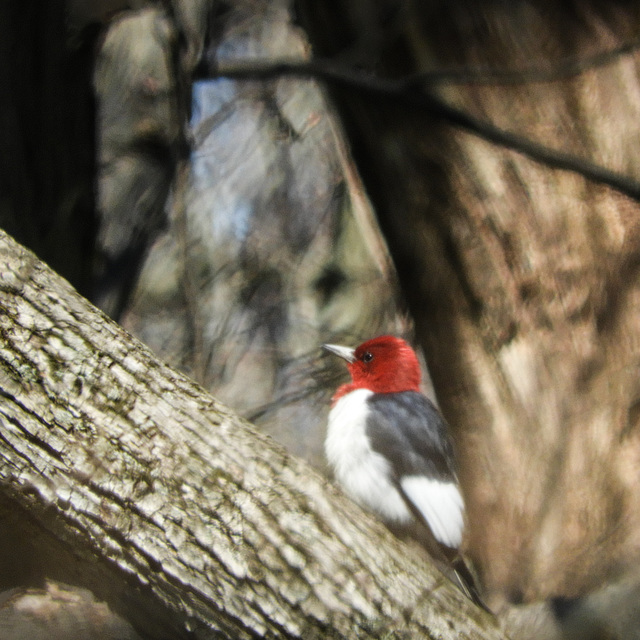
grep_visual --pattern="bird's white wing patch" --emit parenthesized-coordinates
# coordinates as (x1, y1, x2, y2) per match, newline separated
(400, 476, 464, 548)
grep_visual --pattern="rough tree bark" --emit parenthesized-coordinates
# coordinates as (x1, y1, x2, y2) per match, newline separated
(0, 229, 502, 638)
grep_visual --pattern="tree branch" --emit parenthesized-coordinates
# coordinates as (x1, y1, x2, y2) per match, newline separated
(207, 57, 640, 202)
(0, 228, 503, 639)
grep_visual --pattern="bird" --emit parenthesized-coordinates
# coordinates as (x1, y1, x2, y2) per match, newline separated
(323, 335, 485, 607)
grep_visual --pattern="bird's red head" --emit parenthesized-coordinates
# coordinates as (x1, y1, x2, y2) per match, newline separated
(324, 335, 421, 403)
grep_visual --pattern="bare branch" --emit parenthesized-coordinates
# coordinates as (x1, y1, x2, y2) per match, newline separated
(0, 230, 503, 639)
(208, 58, 640, 202)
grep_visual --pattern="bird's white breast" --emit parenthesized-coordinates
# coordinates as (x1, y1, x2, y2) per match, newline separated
(325, 389, 411, 523)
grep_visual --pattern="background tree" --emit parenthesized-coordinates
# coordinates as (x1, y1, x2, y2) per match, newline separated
(294, 0, 640, 612)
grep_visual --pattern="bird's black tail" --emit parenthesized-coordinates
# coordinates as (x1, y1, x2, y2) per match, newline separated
(450, 555, 491, 612)
(394, 481, 491, 612)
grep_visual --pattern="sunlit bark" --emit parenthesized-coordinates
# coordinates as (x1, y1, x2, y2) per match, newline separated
(0, 229, 502, 638)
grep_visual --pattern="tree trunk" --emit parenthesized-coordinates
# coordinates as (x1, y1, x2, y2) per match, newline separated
(0, 229, 502, 638)
(296, 0, 640, 607)
(0, 0, 96, 297)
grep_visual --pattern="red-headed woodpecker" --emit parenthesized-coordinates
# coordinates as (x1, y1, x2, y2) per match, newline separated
(324, 335, 484, 606)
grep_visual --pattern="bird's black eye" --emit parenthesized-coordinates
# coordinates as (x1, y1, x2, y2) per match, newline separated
(362, 351, 374, 363)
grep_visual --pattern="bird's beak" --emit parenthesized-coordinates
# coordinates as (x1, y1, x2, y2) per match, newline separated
(323, 343, 356, 363)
